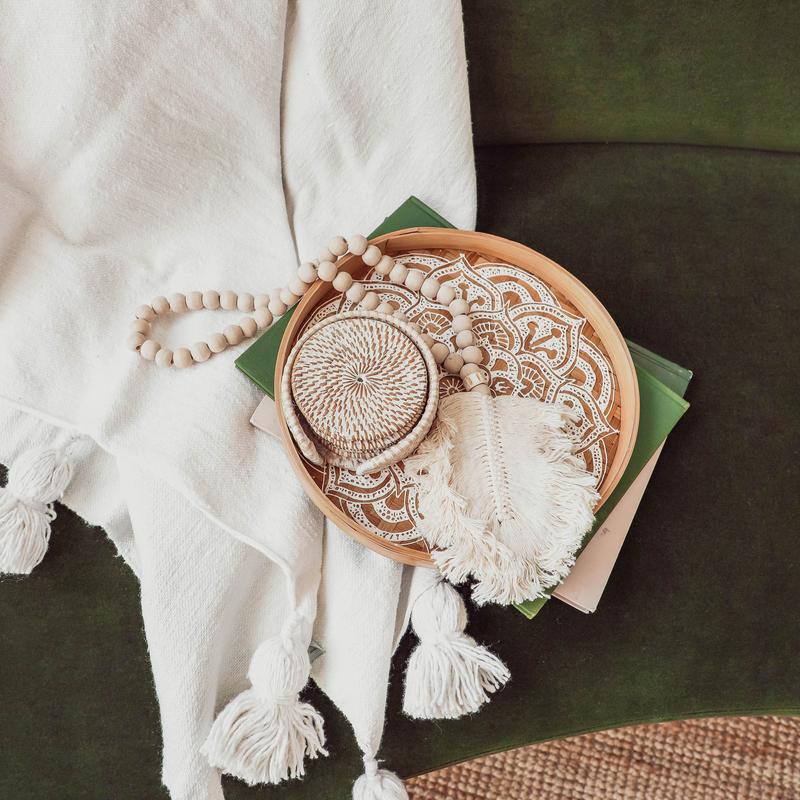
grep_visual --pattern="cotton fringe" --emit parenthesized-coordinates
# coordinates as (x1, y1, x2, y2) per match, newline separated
(0, 438, 80, 575)
(202, 618, 327, 786)
(403, 577, 509, 719)
(404, 393, 598, 606)
(352, 752, 408, 800)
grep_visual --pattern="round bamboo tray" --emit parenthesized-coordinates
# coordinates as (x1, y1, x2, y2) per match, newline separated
(275, 228, 639, 566)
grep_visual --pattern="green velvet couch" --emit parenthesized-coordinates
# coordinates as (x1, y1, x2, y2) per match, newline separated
(2, 2, 798, 797)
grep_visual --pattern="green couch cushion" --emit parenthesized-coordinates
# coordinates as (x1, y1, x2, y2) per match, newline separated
(3, 141, 798, 798)
(464, 0, 800, 152)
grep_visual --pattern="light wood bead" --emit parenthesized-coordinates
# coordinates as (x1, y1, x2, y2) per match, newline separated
(389, 263, 409, 284)
(421, 277, 440, 300)
(452, 314, 472, 333)
(126, 332, 146, 351)
(318, 260, 338, 282)
(318, 248, 336, 264)
(224, 324, 244, 345)
(203, 290, 221, 310)
(254, 293, 270, 309)
(187, 291, 204, 310)
(393, 309, 409, 323)
(155, 348, 173, 367)
(240, 317, 258, 338)
(449, 298, 470, 316)
(289, 277, 311, 297)
(472, 383, 492, 396)
(347, 235, 368, 256)
(237, 292, 255, 312)
(404, 269, 425, 291)
(151, 296, 170, 314)
(455, 330, 475, 349)
(140, 339, 160, 361)
(169, 293, 188, 313)
(208, 332, 228, 353)
(460, 363, 481, 378)
(328, 236, 348, 257)
(430, 342, 449, 364)
(298, 262, 317, 284)
(346, 282, 366, 303)
(280, 287, 300, 306)
(173, 348, 193, 368)
(436, 284, 457, 305)
(268, 297, 287, 316)
(360, 291, 380, 310)
(462, 345, 483, 364)
(375, 255, 394, 276)
(332, 271, 354, 292)
(135, 304, 155, 322)
(362, 245, 382, 267)
(376, 301, 396, 315)
(191, 341, 211, 363)
(254, 307, 273, 329)
(220, 290, 238, 310)
(130, 319, 150, 335)
(421, 333, 435, 349)
(444, 352, 464, 374)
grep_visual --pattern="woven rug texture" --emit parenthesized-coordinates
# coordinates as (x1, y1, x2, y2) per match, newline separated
(407, 716, 800, 800)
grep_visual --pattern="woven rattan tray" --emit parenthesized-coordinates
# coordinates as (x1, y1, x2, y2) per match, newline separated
(275, 228, 639, 566)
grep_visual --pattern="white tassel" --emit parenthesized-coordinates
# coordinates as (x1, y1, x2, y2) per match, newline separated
(403, 578, 509, 719)
(405, 393, 598, 606)
(0, 441, 78, 575)
(202, 621, 327, 786)
(352, 754, 408, 800)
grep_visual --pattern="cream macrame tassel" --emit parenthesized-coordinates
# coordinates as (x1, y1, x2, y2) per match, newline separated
(202, 618, 327, 785)
(403, 577, 509, 719)
(352, 752, 408, 800)
(0, 438, 80, 575)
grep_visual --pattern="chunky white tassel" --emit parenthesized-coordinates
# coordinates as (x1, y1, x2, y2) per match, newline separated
(405, 393, 598, 606)
(202, 622, 327, 785)
(352, 755, 408, 800)
(403, 578, 509, 719)
(0, 441, 78, 575)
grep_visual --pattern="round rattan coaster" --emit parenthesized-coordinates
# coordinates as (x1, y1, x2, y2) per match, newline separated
(275, 228, 639, 566)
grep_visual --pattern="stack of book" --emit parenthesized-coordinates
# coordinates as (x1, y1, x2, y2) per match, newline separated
(236, 197, 691, 619)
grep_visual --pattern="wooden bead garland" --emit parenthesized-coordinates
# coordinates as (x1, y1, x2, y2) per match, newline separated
(126, 233, 490, 394)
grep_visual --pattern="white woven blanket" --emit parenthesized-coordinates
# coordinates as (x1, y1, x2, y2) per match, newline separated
(0, 2, 475, 797)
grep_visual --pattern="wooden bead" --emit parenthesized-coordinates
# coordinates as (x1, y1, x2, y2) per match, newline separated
(224, 325, 244, 345)
(280, 287, 300, 306)
(347, 235, 368, 256)
(130, 319, 150, 335)
(462, 345, 483, 364)
(169, 293, 188, 313)
(375, 255, 394, 276)
(203, 290, 221, 310)
(126, 332, 146, 351)
(190, 341, 211, 363)
(421, 277, 440, 300)
(240, 317, 258, 338)
(376, 301, 396, 315)
(389, 263, 409, 284)
(289, 277, 311, 297)
(472, 383, 492, 396)
(362, 245, 382, 267)
(254, 307, 273, 329)
(220, 290, 238, 310)
(346, 282, 366, 303)
(393, 309, 409, 323)
(151, 296, 170, 314)
(436, 284, 457, 305)
(444, 353, 464, 374)
(318, 248, 336, 264)
(237, 292, 255, 312)
(404, 270, 425, 291)
(332, 271, 353, 292)
(360, 291, 380, 310)
(254, 293, 270, 309)
(208, 333, 228, 353)
(460, 363, 481, 378)
(173, 348, 193, 369)
(452, 314, 472, 333)
(155, 348, 173, 367)
(140, 339, 160, 361)
(135, 304, 155, 322)
(431, 342, 449, 364)
(421, 333, 435, 349)
(187, 291, 204, 310)
(455, 330, 475, 349)
(317, 260, 338, 282)
(298, 262, 317, 284)
(268, 297, 287, 316)
(328, 236, 348, 257)
(449, 298, 470, 316)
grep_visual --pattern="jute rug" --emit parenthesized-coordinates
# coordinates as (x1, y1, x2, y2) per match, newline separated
(407, 716, 800, 800)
